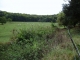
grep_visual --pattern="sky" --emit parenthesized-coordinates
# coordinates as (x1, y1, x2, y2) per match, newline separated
(0, 0, 65, 15)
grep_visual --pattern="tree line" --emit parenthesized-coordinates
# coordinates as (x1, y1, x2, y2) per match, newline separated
(0, 10, 57, 24)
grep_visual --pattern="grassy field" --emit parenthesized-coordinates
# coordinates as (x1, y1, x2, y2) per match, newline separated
(0, 22, 54, 43)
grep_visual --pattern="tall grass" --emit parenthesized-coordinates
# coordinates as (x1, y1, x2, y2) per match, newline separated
(0, 22, 55, 60)
(42, 28, 80, 60)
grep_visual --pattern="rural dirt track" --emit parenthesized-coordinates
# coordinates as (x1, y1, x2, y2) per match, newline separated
(46, 28, 72, 50)
(53, 28, 70, 44)
(50, 28, 73, 49)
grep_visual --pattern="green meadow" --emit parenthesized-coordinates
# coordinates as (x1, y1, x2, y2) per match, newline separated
(0, 22, 52, 43)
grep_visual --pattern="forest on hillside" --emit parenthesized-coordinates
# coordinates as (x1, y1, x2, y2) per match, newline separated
(0, 11, 57, 22)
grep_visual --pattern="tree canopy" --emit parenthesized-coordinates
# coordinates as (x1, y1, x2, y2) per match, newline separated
(63, 0, 80, 27)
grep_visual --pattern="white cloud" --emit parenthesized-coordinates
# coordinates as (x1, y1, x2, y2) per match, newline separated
(0, 0, 64, 15)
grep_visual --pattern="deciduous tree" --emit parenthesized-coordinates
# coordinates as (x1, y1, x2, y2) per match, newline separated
(0, 17, 7, 25)
(63, 0, 80, 27)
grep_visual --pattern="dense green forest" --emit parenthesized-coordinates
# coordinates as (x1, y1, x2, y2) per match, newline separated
(0, 10, 57, 23)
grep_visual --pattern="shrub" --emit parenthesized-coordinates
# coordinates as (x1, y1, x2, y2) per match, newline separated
(0, 29, 50, 60)
(0, 17, 7, 25)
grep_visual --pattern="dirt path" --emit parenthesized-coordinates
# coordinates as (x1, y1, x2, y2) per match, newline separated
(53, 28, 70, 43)
(50, 28, 72, 49)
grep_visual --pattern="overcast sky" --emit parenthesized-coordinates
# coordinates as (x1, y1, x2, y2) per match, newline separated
(0, 0, 65, 15)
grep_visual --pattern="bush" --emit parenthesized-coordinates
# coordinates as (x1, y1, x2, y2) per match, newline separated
(0, 17, 7, 25)
(0, 28, 53, 60)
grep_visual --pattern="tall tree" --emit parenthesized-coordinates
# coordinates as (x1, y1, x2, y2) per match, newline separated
(63, 0, 80, 27)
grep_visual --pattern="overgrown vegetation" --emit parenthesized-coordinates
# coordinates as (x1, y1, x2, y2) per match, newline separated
(0, 23, 55, 60)
(0, 22, 80, 60)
